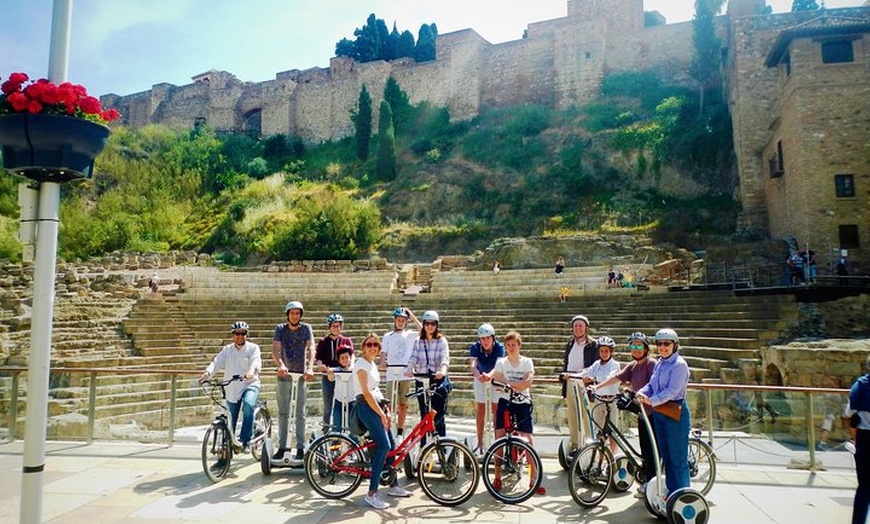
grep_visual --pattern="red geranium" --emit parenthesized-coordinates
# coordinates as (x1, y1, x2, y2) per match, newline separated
(0, 72, 119, 124)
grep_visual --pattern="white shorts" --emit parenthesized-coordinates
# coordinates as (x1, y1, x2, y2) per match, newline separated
(473, 379, 497, 403)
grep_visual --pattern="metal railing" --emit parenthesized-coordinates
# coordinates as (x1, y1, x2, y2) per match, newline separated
(0, 366, 852, 470)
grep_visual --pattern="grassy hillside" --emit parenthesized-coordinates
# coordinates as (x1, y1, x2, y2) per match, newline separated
(0, 71, 738, 264)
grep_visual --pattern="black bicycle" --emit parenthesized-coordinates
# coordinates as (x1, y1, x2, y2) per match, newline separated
(481, 380, 543, 504)
(569, 390, 716, 507)
(200, 375, 272, 482)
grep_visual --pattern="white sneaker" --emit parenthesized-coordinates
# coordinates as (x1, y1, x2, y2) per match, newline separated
(386, 485, 412, 498)
(364, 493, 389, 509)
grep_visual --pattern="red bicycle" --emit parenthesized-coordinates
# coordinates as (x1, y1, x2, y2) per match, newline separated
(304, 374, 479, 506)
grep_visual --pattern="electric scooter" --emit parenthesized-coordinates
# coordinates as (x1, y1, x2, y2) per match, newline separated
(558, 373, 596, 470)
(637, 395, 710, 523)
(261, 372, 312, 473)
(463, 380, 494, 462)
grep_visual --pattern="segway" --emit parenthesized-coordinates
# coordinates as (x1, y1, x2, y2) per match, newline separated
(262, 372, 310, 474)
(463, 380, 494, 462)
(638, 396, 710, 524)
(558, 374, 596, 470)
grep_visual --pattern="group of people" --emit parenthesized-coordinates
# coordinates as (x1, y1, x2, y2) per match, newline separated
(559, 314, 692, 500)
(198, 301, 698, 509)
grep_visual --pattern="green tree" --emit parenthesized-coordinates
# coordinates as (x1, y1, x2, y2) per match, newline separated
(377, 100, 397, 181)
(353, 85, 373, 161)
(415, 23, 437, 62)
(383, 77, 412, 135)
(691, 0, 723, 115)
(791, 0, 820, 10)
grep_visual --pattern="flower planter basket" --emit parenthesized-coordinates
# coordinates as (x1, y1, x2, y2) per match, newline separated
(0, 113, 109, 182)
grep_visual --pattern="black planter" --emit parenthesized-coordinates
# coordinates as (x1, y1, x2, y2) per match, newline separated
(0, 113, 110, 182)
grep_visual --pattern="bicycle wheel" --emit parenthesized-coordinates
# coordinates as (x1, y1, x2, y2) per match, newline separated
(418, 440, 480, 507)
(304, 433, 364, 499)
(250, 406, 272, 462)
(482, 437, 543, 504)
(687, 439, 716, 496)
(568, 442, 613, 508)
(612, 455, 636, 492)
(202, 423, 232, 483)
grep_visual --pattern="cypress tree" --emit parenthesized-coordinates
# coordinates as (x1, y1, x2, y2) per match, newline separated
(376, 101, 397, 181)
(354, 85, 372, 161)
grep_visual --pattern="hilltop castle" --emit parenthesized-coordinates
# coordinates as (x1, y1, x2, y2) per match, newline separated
(102, 0, 870, 271)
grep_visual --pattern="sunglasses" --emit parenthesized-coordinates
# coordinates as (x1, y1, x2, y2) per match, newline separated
(655, 341, 674, 347)
(364, 342, 380, 348)
(629, 343, 645, 350)
(232, 332, 248, 336)
(423, 321, 438, 327)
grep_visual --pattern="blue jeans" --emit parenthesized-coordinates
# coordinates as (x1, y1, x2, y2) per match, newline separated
(321, 376, 336, 428)
(357, 399, 395, 494)
(227, 386, 260, 446)
(332, 400, 354, 433)
(854, 429, 869, 524)
(652, 400, 690, 495)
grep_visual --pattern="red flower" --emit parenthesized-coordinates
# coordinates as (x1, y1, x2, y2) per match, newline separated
(0, 71, 119, 123)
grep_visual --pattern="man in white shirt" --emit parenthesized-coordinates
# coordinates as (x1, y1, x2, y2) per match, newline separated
(200, 321, 262, 457)
(560, 314, 599, 453)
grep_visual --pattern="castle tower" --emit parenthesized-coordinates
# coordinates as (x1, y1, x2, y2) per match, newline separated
(567, 0, 644, 31)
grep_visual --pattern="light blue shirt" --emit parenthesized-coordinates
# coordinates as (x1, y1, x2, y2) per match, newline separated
(638, 352, 689, 407)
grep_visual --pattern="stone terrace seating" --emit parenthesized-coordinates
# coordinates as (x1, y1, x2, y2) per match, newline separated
(429, 265, 652, 298)
(1, 268, 799, 437)
(176, 267, 399, 301)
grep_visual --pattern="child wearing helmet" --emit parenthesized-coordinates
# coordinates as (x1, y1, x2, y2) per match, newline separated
(405, 310, 451, 437)
(579, 336, 621, 453)
(381, 307, 421, 436)
(637, 328, 691, 498)
(327, 343, 356, 433)
(271, 300, 315, 460)
(595, 331, 657, 495)
(315, 313, 354, 430)
(200, 321, 262, 456)
(469, 322, 506, 454)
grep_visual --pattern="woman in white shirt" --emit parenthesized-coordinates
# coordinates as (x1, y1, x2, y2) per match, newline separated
(353, 333, 411, 509)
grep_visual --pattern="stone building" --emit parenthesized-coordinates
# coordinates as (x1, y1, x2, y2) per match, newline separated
(100, 0, 870, 270)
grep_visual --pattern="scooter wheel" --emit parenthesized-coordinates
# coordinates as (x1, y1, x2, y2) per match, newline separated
(558, 439, 573, 471)
(666, 487, 710, 524)
(612, 455, 636, 492)
(260, 440, 272, 475)
(643, 477, 667, 521)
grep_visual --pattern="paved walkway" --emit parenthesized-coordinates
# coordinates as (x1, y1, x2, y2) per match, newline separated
(0, 438, 857, 524)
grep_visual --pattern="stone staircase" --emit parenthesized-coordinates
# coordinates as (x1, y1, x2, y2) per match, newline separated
(1, 266, 800, 438)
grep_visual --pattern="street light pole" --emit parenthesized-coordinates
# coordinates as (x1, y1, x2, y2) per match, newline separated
(19, 2, 73, 523)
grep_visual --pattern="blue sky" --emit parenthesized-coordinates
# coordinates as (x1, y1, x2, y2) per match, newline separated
(0, 0, 862, 97)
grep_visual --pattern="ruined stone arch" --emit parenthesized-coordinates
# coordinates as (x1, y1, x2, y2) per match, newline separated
(243, 109, 262, 139)
(764, 363, 783, 386)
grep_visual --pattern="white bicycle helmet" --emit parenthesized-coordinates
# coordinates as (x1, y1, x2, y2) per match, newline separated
(421, 310, 440, 323)
(230, 321, 249, 333)
(570, 315, 589, 326)
(327, 312, 344, 324)
(477, 323, 495, 338)
(654, 328, 679, 344)
(284, 301, 304, 315)
(597, 336, 616, 349)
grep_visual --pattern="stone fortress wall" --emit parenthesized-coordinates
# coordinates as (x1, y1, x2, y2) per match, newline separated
(100, 0, 870, 266)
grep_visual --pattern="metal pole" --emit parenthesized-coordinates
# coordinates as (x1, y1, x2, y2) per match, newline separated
(806, 392, 818, 470)
(19, 183, 61, 524)
(9, 372, 20, 441)
(168, 374, 177, 446)
(20, 2, 72, 523)
(87, 371, 97, 444)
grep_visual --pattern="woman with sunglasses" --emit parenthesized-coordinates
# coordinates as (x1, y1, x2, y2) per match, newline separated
(594, 331, 657, 498)
(636, 328, 691, 499)
(405, 310, 451, 437)
(353, 333, 412, 509)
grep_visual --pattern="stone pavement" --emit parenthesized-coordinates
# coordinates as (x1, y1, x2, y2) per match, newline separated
(0, 438, 857, 524)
